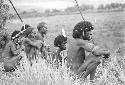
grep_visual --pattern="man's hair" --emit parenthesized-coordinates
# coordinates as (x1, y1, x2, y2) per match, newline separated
(72, 21, 94, 38)
(21, 24, 31, 31)
(37, 22, 47, 31)
(54, 35, 67, 47)
(11, 30, 20, 40)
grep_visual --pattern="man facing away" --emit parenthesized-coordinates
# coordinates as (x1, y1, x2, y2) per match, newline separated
(22, 27, 44, 66)
(66, 21, 110, 81)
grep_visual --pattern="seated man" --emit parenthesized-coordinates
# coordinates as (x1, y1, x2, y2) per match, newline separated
(2, 30, 23, 72)
(52, 34, 67, 65)
(22, 27, 44, 66)
(66, 21, 110, 81)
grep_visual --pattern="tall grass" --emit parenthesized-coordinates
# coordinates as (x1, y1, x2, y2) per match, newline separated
(0, 50, 125, 85)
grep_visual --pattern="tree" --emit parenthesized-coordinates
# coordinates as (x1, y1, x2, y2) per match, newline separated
(80, 4, 94, 11)
(65, 6, 77, 12)
(52, 9, 61, 13)
(0, 0, 10, 50)
(98, 4, 105, 9)
(45, 9, 51, 14)
(0, 0, 9, 29)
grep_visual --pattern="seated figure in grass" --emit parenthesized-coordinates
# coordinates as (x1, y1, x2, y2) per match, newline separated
(66, 21, 110, 81)
(22, 27, 44, 66)
(52, 33, 67, 65)
(2, 30, 23, 72)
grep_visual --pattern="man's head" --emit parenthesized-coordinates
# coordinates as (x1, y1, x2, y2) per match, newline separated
(54, 35, 67, 51)
(11, 30, 20, 44)
(37, 22, 47, 37)
(73, 21, 94, 40)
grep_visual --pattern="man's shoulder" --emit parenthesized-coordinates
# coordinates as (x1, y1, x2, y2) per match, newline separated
(71, 39, 86, 45)
(70, 39, 94, 49)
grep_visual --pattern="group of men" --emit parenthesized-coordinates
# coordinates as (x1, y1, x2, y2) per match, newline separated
(1, 20, 110, 81)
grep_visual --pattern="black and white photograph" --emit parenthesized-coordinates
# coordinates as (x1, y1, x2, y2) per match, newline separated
(0, 0, 125, 85)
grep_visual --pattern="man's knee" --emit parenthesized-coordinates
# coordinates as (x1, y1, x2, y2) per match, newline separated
(83, 61, 100, 80)
(77, 56, 100, 74)
(3, 63, 16, 72)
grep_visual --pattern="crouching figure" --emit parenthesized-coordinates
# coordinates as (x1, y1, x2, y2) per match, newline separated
(53, 34, 67, 65)
(2, 30, 23, 72)
(66, 21, 110, 81)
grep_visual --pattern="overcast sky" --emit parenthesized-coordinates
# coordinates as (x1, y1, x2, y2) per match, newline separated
(7, 0, 125, 11)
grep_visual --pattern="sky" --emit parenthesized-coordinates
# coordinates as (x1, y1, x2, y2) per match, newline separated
(7, 0, 125, 11)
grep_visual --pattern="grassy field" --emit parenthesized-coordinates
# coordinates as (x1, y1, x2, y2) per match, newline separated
(1, 11, 125, 85)
(6, 11, 125, 51)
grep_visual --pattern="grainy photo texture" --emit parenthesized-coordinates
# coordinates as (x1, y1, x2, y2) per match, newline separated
(0, 0, 125, 85)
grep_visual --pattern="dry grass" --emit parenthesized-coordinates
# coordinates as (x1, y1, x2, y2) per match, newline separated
(0, 50, 125, 85)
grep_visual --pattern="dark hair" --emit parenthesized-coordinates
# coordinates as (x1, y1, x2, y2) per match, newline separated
(37, 22, 47, 31)
(54, 35, 67, 47)
(11, 30, 20, 40)
(21, 24, 31, 31)
(72, 21, 94, 38)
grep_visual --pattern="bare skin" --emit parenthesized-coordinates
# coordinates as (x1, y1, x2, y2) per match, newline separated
(22, 37, 43, 66)
(2, 40, 23, 72)
(67, 31, 110, 81)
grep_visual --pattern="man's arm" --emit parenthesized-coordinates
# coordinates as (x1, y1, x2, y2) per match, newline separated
(23, 38, 43, 49)
(10, 41, 22, 56)
(78, 40, 110, 57)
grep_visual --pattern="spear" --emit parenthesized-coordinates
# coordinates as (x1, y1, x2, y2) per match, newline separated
(74, 0, 85, 21)
(8, 0, 26, 39)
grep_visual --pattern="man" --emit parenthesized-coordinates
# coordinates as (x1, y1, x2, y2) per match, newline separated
(36, 22, 48, 59)
(2, 30, 23, 72)
(22, 27, 44, 66)
(52, 34, 67, 65)
(66, 21, 110, 81)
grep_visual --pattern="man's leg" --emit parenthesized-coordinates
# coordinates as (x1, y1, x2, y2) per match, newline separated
(76, 55, 99, 75)
(4, 55, 22, 72)
(82, 61, 100, 80)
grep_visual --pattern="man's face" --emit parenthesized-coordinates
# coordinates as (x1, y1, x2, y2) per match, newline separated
(83, 31, 92, 40)
(39, 25, 47, 37)
(59, 41, 67, 50)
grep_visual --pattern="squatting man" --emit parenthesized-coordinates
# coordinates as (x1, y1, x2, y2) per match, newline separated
(66, 21, 110, 81)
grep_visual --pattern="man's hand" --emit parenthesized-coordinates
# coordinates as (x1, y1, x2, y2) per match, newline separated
(35, 40, 44, 49)
(103, 50, 110, 59)
(103, 54, 110, 59)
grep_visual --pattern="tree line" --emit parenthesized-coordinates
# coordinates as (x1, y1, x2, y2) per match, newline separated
(98, 3, 125, 10)
(10, 2, 125, 19)
(44, 2, 125, 13)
